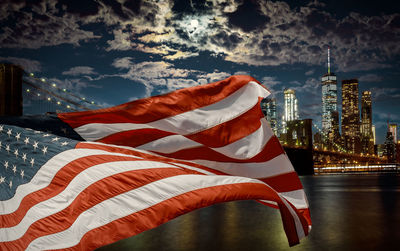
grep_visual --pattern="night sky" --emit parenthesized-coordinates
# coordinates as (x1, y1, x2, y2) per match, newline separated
(1, 0, 400, 144)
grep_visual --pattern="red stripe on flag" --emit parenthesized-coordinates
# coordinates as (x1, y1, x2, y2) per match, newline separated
(98, 129, 175, 148)
(58, 76, 263, 128)
(259, 172, 304, 193)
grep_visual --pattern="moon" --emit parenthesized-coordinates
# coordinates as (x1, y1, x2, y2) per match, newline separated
(190, 19, 199, 28)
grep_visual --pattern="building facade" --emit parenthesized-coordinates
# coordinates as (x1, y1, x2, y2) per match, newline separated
(389, 124, 397, 143)
(321, 72, 338, 136)
(372, 125, 376, 145)
(341, 79, 361, 154)
(360, 91, 374, 154)
(261, 97, 278, 135)
(384, 131, 396, 163)
(286, 119, 313, 149)
(282, 88, 298, 133)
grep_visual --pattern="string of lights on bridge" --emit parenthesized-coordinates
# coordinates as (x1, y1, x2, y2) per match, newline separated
(23, 72, 105, 112)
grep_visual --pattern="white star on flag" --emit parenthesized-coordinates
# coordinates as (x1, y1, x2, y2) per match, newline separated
(0, 176, 5, 184)
(4, 161, 8, 169)
(20, 170, 24, 179)
(6, 129, 12, 137)
(22, 153, 27, 162)
(12, 165, 17, 174)
(61, 141, 69, 146)
(42, 146, 48, 155)
(14, 149, 19, 158)
(30, 158, 35, 167)
(24, 137, 30, 145)
(32, 141, 39, 150)
(0, 125, 3, 132)
(43, 134, 51, 137)
(9, 180, 12, 189)
(5, 144, 10, 153)
(51, 137, 60, 142)
(15, 132, 21, 141)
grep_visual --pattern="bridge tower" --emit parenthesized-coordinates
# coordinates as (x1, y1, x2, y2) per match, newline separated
(0, 63, 23, 116)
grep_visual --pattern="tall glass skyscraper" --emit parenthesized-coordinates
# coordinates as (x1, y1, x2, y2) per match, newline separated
(341, 79, 361, 154)
(321, 47, 338, 138)
(361, 91, 374, 154)
(282, 88, 298, 133)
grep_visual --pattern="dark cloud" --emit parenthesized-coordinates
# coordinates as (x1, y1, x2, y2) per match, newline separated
(307, 45, 321, 54)
(56, 0, 100, 17)
(0, 0, 100, 48)
(210, 31, 242, 50)
(227, 0, 270, 32)
(172, 0, 213, 16)
(123, 0, 142, 14)
(305, 9, 335, 36)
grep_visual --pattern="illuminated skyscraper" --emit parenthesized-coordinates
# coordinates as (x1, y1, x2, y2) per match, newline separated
(389, 124, 397, 143)
(384, 130, 395, 162)
(321, 47, 338, 138)
(282, 88, 298, 133)
(261, 98, 278, 135)
(372, 125, 376, 145)
(360, 91, 374, 154)
(341, 79, 360, 153)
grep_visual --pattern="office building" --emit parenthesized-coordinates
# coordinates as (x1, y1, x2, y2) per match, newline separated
(261, 98, 278, 135)
(286, 119, 313, 149)
(360, 91, 374, 154)
(389, 124, 397, 143)
(372, 125, 376, 145)
(282, 88, 298, 133)
(321, 47, 338, 138)
(341, 79, 361, 154)
(384, 130, 395, 162)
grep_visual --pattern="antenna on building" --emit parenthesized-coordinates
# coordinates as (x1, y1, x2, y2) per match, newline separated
(327, 46, 331, 74)
(387, 119, 390, 132)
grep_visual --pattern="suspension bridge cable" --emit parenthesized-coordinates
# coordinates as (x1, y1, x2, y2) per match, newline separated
(23, 86, 77, 113)
(24, 72, 103, 108)
(23, 80, 86, 111)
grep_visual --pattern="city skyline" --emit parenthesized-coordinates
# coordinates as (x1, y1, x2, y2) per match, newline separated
(1, 0, 399, 144)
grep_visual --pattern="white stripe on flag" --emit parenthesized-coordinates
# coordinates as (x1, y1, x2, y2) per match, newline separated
(280, 189, 309, 209)
(137, 135, 202, 154)
(193, 154, 294, 179)
(211, 119, 273, 159)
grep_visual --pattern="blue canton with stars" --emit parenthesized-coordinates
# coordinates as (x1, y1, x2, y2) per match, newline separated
(0, 124, 79, 201)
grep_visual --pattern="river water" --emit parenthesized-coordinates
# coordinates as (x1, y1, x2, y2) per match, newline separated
(97, 174, 400, 251)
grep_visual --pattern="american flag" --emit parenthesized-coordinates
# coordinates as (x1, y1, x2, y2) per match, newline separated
(1, 75, 311, 250)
